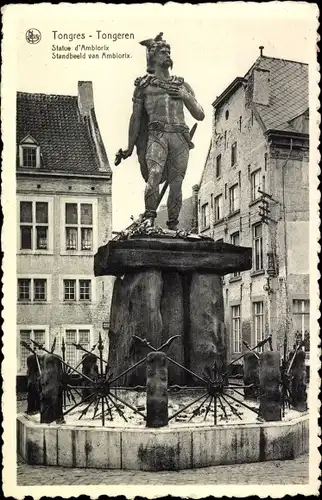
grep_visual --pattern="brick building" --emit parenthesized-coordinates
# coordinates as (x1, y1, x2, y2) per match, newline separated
(197, 52, 309, 363)
(16, 82, 113, 383)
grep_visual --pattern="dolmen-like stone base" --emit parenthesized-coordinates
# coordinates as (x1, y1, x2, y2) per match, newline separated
(17, 412, 309, 470)
(94, 236, 252, 386)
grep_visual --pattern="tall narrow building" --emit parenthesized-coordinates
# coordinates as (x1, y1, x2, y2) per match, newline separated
(197, 51, 309, 366)
(16, 82, 113, 387)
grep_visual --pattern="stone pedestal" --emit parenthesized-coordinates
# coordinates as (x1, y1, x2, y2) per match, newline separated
(259, 351, 282, 422)
(26, 354, 41, 414)
(95, 236, 252, 386)
(146, 352, 168, 428)
(38, 353, 64, 424)
(290, 350, 307, 411)
(243, 352, 259, 400)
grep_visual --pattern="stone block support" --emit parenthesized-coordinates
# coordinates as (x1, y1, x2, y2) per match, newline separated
(243, 351, 259, 400)
(38, 353, 64, 424)
(146, 351, 168, 428)
(290, 349, 307, 411)
(26, 354, 41, 415)
(259, 351, 282, 422)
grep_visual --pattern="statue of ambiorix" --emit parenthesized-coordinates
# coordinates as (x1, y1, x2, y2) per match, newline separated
(116, 32, 205, 231)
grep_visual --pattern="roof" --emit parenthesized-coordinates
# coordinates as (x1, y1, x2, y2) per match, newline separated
(250, 56, 309, 133)
(212, 55, 309, 134)
(16, 91, 110, 175)
(212, 78, 246, 108)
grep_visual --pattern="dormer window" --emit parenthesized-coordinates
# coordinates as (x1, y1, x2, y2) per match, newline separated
(19, 134, 40, 168)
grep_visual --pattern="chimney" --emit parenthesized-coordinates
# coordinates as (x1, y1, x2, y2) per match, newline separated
(252, 68, 270, 106)
(78, 81, 94, 116)
(77, 81, 111, 173)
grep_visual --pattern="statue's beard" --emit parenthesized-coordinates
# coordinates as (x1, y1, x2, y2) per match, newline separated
(149, 57, 173, 73)
(161, 58, 173, 69)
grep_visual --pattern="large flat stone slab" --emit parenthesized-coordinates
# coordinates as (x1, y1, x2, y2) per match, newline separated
(94, 237, 252, 276)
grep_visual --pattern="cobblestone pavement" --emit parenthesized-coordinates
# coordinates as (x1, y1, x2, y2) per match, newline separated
(17, 453, 309, 485)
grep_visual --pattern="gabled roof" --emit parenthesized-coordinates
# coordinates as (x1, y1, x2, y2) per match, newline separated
(212, 78, 247, 108)
(17, 91, 110, 175)
(249, 56, 309, 133)
(212, 55, 309, 135)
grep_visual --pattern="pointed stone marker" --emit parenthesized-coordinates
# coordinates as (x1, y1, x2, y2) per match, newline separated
(290, 349, 307, 411)
(146, 351, 168, 428)
(259, 351, 282, 421)
(38, 353, 64, 424)
(243, 351, 259, 400)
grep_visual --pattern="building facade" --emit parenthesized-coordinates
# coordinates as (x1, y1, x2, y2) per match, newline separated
(156, 185, 199, 232)
(197, 53, 309, 364)
(16, 82, 113, 383)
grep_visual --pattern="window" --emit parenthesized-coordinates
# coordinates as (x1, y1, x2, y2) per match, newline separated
(239, 116, 242, 132)
(214, 194, 223, 222)
(65, 202, 93, 251)
(230, 232, 239, 246)
(232, 305, 241, 353)
(251, 169, 262, 201)
(293, 299, 310, 352)
(64, 280, 76, 301)
(253, 223, 263, 271)
(22, 147, 37, 168)
(79, 280, 91, 300)
(216, 154, 222, 178)
(225, 110, 229, 120)
(253, 301, 264, 350)
(64, 328, 91, 367)
(18, 278, 48, 302)
(230, 232, 240, 277)
(229, 184, 240, 213)
(34, 279, 46, 301)
(19, 201, 49, 250)
(19, 328, 46, 373)
(19, 135, 40, 168)
(63, 279, 92, 302)
(18, 279, 31, 301)
(231, 142, 237, 166)
(201, 203, 209, 229)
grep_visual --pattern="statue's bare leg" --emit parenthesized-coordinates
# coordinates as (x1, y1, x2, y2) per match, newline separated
(145, 131, 168, 222)
(166, 133, 189, 230)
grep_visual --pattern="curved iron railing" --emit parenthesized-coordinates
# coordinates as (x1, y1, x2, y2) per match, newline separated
(22, 331, 298, 427)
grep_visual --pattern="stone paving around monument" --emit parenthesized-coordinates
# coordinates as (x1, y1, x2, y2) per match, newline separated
(17, 453, 309, 485)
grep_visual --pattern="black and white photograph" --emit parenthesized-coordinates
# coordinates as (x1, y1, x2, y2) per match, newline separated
(1, 2, 320, 498)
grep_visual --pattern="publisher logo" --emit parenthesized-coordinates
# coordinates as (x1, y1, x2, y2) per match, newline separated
(26, 28, 41, 44)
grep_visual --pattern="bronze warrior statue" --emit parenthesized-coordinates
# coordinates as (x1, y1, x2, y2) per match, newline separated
(117, 32, 205, 231)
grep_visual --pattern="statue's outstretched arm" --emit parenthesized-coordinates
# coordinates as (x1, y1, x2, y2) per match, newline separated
(122, 88, 144, 159)
(180, 82, 205, 121)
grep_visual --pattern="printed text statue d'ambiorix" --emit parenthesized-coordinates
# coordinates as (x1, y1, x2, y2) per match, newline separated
(120, 32, 205, 231)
